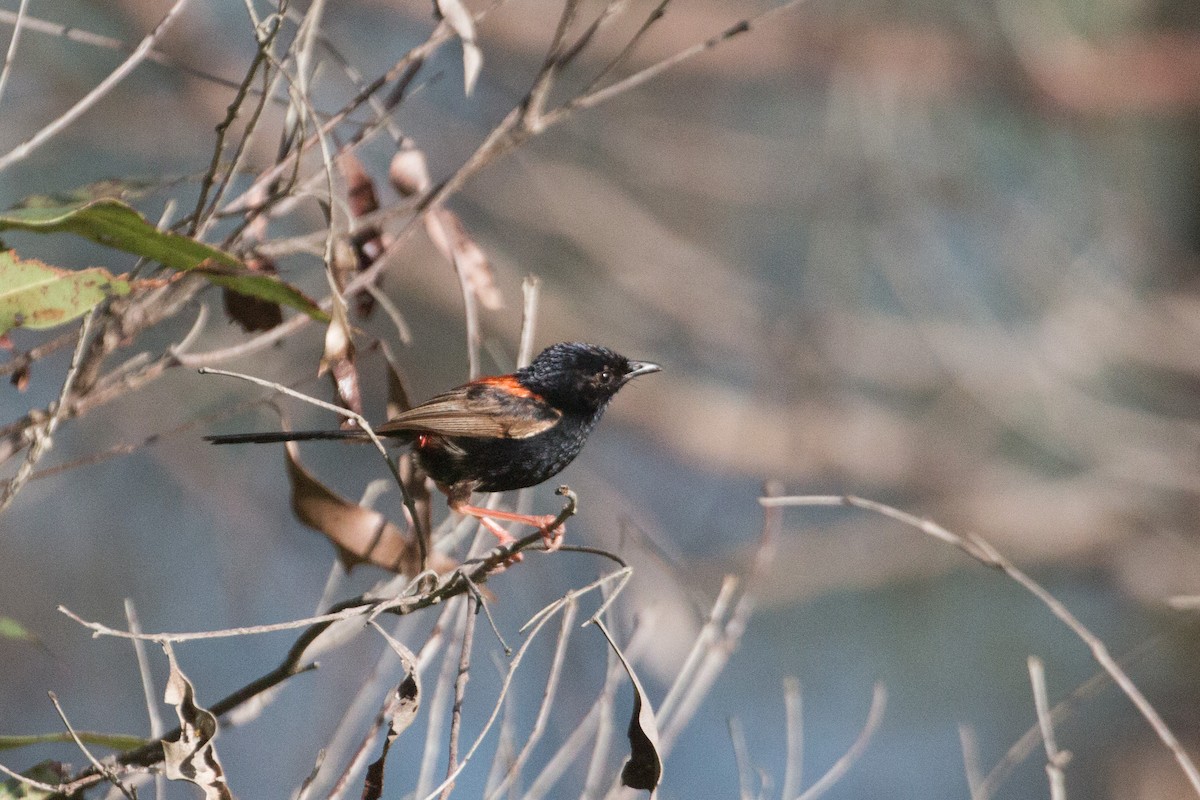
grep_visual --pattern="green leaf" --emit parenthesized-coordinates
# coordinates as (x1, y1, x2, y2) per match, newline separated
(193, 261, 327, 323)
(0, 199, 240, 271)
(0, 616, 36, 641)
(0, 732, 148, 752)
(0, 199, 327, 322)
(0, 761, 68, 799)
(0, 252, 130, 334)
(12, 178, 160, 210)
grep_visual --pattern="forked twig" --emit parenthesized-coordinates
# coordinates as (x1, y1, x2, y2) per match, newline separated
(794, 683, 887, 800)
(764, 494, 1200, 796)
(1, 311, 94, 514)
(1028, 656, 1069, 800)
(0, 0, 193, 173)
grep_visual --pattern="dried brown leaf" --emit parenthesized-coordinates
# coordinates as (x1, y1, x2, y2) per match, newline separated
(338, 153, 380, 218)
(362, 635, 421, 800)
(11, 363, 29, 391)
(425, 207, 502, 310)
(161, 644, 233, 800)
(334, 158, 384, 316)
(221, 255, 283, 332)
(284, 442, 454, 575)
(595, 620, 662, 794)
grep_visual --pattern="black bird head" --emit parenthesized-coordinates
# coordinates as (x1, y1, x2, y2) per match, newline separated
(518, 342, 661, 416)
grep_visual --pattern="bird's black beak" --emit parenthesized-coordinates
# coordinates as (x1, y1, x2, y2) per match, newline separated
(623, 360, 662, 382)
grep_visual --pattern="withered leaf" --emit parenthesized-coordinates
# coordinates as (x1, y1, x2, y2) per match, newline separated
(222, 255, 283, 332)
(424, 207, 502, 310)
(388, 145, 431, 197)
(318, 284, 363, 416)
(362, 635, 421, 800)
(337, 154, 383, 316)
(595, 620, 662, 794)
(338, 153, 380, 219)
(161, 643, 233, 800)
(434, 0, 483, 95)
(11, 363, 29, 391)
(284, 442, 454, 575)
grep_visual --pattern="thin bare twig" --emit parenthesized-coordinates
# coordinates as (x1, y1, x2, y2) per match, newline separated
(0, 8, 245, 89)
(518, 275, 541, 368)
(188, 11, 282, 237)
(485, 600, 578, 798)
(794, 683, 887, 800)
(1028, 657, 1069, 800)
(124, 599, 167, 800)
(48, 692, 135, 799)
(545, 0, 811, 124)
(0, 328, 77, 377)
(1, 310, 94, 514)
(980, 639, 1162, 796)
(765, 494, 1200, 796)
(0, 0, 30, 109)
(781, 676, 804, 800)
(0, 0, 193, 173)
(959, 724, 986, 800)
(728, 716, 755, 800)
(441, 593, 479, 799)
(417, 599, 467, 798)
(0, 760, 72, 794)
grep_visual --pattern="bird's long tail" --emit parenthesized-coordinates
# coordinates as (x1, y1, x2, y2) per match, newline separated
(205, 429, 372, 445)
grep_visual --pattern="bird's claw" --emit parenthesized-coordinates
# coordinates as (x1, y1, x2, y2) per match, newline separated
(538, 514, 565, 552)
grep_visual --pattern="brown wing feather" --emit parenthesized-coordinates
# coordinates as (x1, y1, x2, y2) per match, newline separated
(375, 383, 561, 439)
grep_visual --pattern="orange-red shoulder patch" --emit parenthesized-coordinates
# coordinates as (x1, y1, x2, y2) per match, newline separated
(475, 375, 538, 399)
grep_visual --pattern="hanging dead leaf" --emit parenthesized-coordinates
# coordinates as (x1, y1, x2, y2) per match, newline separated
(424, 208, 502, 310)
(318, 277, 363, 417)
(595, 619, 662, 794)
(337, 154, 385, 317)
(161, 643, 233, 800)
(222, 255, 283, 332)
(388, 144, 431, 197)
(362, 633, 421, 800)
(434, 0, 483, 95)
(10, 362, 29, 391)
(339, 153, 379, 219)
(284, 442, 454, 575)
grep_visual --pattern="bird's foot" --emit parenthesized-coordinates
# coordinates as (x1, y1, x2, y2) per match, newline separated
(476, 516, 524, 566)
(536, 515, 565, 552)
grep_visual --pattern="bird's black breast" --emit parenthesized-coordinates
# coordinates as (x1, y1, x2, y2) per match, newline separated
(415, 411, 597, 494)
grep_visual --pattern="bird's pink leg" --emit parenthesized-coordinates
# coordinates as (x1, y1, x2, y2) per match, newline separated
(456, 504, 565, 552)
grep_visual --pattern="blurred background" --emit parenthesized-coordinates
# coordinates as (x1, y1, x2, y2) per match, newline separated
(2, 0, 1200, 798)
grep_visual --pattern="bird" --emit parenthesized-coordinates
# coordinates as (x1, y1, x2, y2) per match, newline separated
(206, 342, 661, 550)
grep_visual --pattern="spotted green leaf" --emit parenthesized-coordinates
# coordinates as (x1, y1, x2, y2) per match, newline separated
(0, 199, 326, 322)
(0, 252, 129, 334)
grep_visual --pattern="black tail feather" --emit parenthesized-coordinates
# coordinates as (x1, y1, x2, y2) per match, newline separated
(204, 429, 370, 445)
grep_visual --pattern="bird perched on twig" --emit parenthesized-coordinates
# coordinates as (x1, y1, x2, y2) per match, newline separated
(206, 342, 661, 550)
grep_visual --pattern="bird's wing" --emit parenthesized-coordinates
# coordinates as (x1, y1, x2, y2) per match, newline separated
(375, 379, 562, 439)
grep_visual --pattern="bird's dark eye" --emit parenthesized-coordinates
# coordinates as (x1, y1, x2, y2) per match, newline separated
(599, 370, 614, 384)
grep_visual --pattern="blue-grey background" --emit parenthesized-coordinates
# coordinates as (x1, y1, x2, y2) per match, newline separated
(3, 1, 1200, 798)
